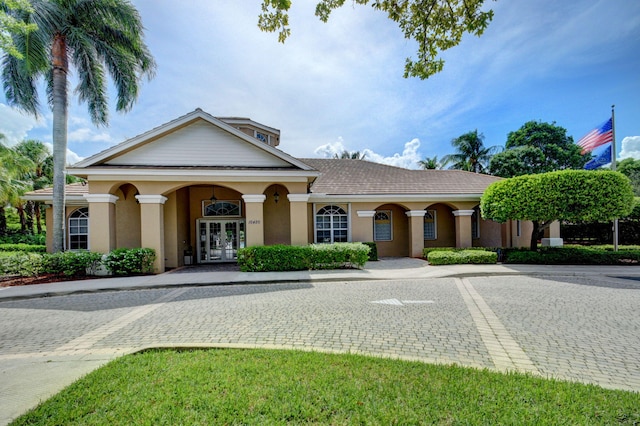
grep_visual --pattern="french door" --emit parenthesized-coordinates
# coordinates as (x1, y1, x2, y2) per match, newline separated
(197, 219, 245, 263)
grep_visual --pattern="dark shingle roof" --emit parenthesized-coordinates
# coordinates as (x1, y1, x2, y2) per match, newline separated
(299, 158, 501, 195)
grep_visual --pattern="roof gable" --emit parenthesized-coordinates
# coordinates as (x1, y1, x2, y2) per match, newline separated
(73, 109, 311, 170)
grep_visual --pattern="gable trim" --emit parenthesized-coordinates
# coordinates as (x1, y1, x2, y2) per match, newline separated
(72, 109, 314, 171)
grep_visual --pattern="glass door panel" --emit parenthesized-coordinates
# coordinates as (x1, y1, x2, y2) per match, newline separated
(224, 221, 238, 260)
(210, 222, 222, 261)
(199, 222, 208, 262)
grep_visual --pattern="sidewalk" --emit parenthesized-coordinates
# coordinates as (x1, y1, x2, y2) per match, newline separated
(2, 258, 640, 301)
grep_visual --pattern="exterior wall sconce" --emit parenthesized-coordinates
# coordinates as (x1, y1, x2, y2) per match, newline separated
(274, 190, 280, 204)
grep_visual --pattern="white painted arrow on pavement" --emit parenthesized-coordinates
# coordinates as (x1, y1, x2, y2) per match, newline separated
(371, 299, 435, 306)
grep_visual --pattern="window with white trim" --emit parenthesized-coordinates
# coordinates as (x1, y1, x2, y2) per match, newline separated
(69, 207, 89, 250)
(423, 209, 437, 240)
(374, 210, 392, 241)
(203, 200, 241, 217)
(471, 206, 480, 239)
(316, 205, 348, 243)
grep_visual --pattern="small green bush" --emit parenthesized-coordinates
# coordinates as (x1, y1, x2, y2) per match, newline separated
(42, 251, 103, 276)
(237, 243, 369, 272)
(308, 243, 370, 269)
(362, 242, 378, 261)
(423, 247, 493, 257)
(0, 243, 47, 253)
(0, 232, 46, 245)
(104, 248, 156, 275)
(427, 250, 497, 265)
(0, 252, 45, 276)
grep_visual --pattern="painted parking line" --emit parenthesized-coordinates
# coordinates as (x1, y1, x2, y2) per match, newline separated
(455, 278, 539, 375)
(55, 288, 188, 354)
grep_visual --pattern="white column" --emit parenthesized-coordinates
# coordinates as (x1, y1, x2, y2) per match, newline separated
(136, 194, 168, 273)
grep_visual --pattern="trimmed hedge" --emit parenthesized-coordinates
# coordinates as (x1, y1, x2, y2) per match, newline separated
(427, 250, 497, 265)
(103, 248, 156, 275)
(0, 243, 46, 253)
(1, 248, 156, 278)
(237, 243, 370, 272)
(362, 242, 378, 261)
(423, 247, 494, 257)
(503, 247, 640, 265)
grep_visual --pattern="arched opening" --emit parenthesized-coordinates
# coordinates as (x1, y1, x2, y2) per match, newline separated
(264, 184, 290, 245)
(424, 203, 455, 248)
(374, 204, 408, 257)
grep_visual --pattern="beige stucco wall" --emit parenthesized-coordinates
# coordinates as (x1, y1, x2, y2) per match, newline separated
(264, 184, 291, 245)
(375, 204, 409, 257)
(477, 218, 502, 248)
(424, 203, 455, 248)
(114, 184, 141, 249)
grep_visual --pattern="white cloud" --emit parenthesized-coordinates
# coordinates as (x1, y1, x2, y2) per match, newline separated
(314, 137, 424, 169)
(0, 104, 43, 146)
(363, 139, 423, 170)
(619, 136, 640, 160)
(43, 142, 84, 165)
(68, 127, 114, 144)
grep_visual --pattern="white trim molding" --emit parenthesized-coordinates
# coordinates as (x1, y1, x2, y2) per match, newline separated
(135, 195, 168, 204)
(452, 209, 475, 217)
(356, 210, 376, 218)
(406, 210, 427, 217)
(287, 194, 311, 203)
(242, 194, 267, 203)
(83, 194, 119, 204)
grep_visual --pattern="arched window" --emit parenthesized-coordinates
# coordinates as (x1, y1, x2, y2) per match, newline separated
(203, 200, 241, 217)
(69, 207, 89, 250)
(316, 205, 348, 243)
(424, 209, 437, 240)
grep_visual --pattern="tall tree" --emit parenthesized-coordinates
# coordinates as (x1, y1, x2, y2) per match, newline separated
(258, 0, 494, 79)
(489, 121, 587, 177)
(417, 155, 449, 170)
(443, 130, 499, 173)
(14, 139, 52, 233)
(2, 0, 155, 251)
(617, 158, 640, 196)
(0, 136, 33, 236)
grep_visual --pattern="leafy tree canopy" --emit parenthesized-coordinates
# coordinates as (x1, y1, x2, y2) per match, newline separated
(481, 169, 634, 250)
(417, 155, 449, 170)
(333, 150, 366, 159)
(489, 121, 587, 177)
(258, 0, 494, 79)
(617, 157, 640, 196)
(0, 0, 36, 58)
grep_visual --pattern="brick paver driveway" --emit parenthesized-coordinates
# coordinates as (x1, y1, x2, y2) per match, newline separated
(2, 274, 640, 423)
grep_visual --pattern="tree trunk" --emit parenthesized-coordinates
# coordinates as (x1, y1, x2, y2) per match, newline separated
(530, 221, 540, 251)
(51, 32, 69, 252)
(25, 200, 34, 234)
(0, 206, 6, 237)
(35, 202, 43, 234)
(17, 204, 26, 233)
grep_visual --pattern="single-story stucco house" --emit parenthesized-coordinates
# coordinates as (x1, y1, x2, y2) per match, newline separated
(25, 108, 547, 272)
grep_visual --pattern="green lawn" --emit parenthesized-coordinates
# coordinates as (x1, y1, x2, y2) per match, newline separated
(13, 349, 640, 425)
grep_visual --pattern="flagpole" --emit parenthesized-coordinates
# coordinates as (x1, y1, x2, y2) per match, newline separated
(611, 104, 619, 251)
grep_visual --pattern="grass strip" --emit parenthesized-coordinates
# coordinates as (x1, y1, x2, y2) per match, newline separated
(13, 348, 640, 425)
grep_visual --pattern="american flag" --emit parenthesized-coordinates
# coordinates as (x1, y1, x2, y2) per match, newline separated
(577, 117, 613, 154)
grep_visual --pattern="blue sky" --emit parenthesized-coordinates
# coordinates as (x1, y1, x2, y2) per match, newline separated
(1, 0, 639, 169)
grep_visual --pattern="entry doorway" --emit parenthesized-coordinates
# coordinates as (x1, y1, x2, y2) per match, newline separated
(197, 219, 245, 263)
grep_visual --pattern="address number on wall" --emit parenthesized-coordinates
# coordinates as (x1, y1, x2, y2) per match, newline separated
(248, 220, 261, 225)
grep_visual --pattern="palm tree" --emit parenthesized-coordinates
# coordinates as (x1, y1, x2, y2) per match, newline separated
(2, 0, 155, 251)
(417, 155, 450, 170)
(442, 130, 499, 173)
(15, 139, 52, 234)
(333, 150, 366, 160)
(0, 137, 34, 236)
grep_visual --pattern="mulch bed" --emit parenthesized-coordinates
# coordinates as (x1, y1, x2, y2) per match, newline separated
(0, 274, 97, 288)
